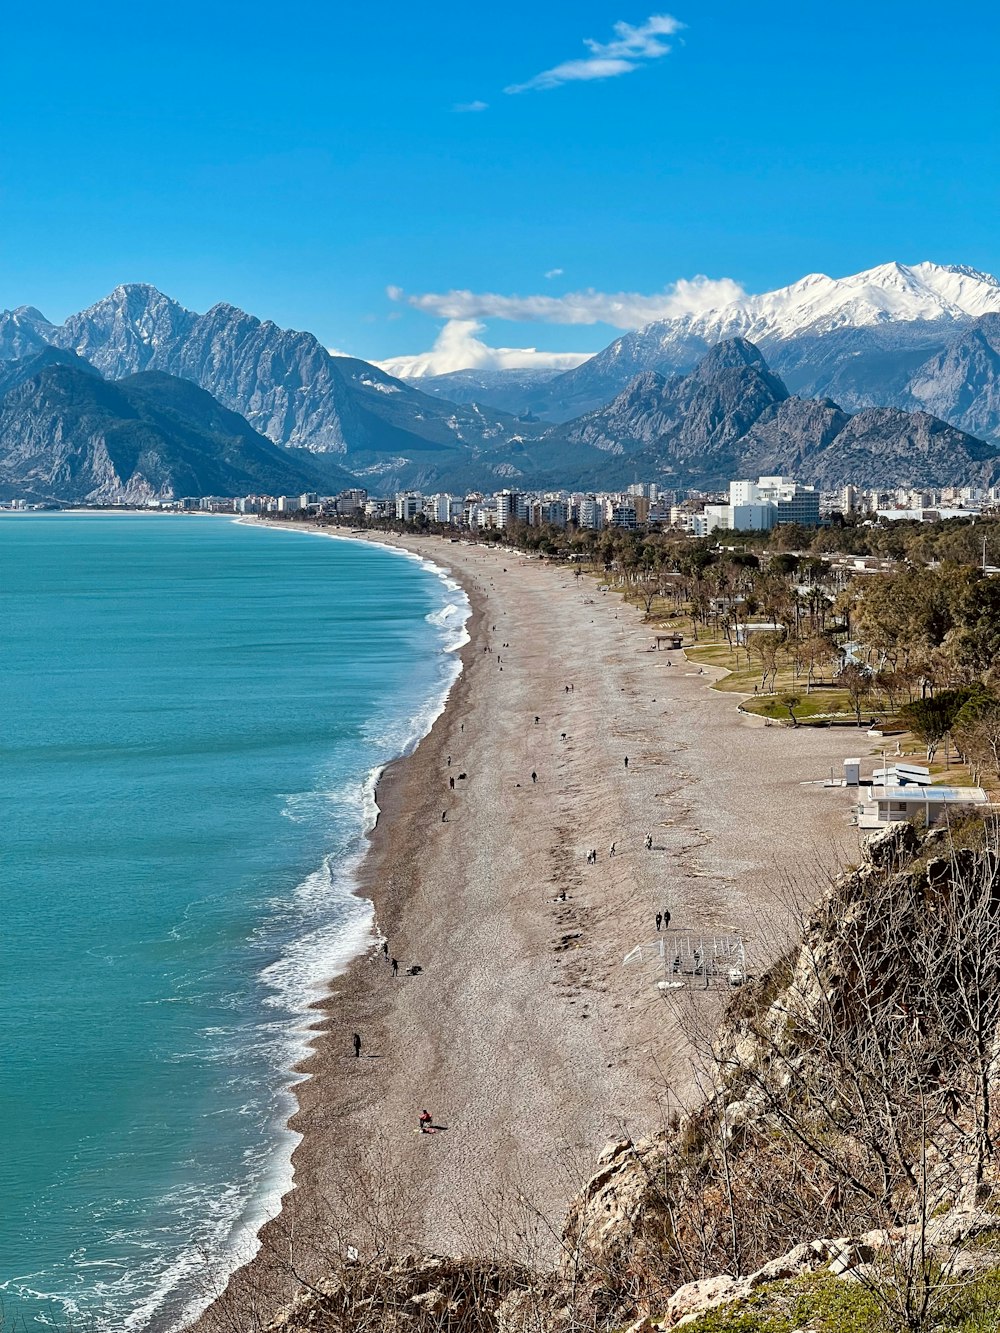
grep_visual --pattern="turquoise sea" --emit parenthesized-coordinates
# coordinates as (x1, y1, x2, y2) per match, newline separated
(0, 515, 468, 1331)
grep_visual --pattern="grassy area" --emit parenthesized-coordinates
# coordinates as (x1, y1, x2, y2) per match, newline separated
(669, 1273, 882, 1333)
(681, 638, 861, 724)
(669, 1267, 1000, 1333)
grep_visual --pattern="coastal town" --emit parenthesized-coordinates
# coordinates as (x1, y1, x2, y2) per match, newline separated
(9, 474, 1000, 532)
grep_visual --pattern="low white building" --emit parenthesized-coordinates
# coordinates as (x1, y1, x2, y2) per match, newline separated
(858, 785, 990, 831)
(735, 622, 785, 645)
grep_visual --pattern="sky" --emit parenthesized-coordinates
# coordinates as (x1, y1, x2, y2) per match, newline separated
(1, 0, 998, 373)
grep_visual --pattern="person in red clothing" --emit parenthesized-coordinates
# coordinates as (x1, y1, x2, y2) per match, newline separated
(419, 1109, 433, 1133)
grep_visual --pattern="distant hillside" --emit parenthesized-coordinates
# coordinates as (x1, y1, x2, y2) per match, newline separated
(0, 353, 350, 504)
(421, 339, 1000, 494)
(401, 367, 563, 416)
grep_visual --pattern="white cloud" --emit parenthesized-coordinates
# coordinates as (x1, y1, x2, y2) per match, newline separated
(375, 319, 594, 378)
(454, 99, 488, 112)
(506, 14, 683, 94)
(327, 347, 352, 358)
(387, 276, 746, 330)
(544, 267, 564, 279)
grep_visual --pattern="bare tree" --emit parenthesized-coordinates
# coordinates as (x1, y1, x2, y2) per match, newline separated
(747, 630, 786, 693)
(838, 661, 871, 727)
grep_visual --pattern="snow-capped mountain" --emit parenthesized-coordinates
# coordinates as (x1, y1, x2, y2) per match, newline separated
(516, 262, 1000, 423)
(668, 261, 1000, 344)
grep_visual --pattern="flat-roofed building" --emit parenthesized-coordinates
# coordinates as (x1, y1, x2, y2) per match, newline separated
(858, 786, 990, 831)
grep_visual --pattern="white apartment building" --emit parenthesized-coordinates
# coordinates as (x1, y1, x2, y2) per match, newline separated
(427, 493, 461, 524)
(395, 492, 422, 522)
(577, 498, 604, 530)
(496, 490, 528, 529)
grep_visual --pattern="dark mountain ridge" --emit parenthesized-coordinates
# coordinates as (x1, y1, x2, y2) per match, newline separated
(4, 283, 997, 498)
(0, 352, 349, 504)
(536, 338, 1000, 491)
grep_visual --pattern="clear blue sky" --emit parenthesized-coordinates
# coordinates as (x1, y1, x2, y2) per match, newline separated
(1, 0, 997, 364)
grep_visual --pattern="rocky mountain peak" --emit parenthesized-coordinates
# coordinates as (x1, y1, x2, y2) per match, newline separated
(12, 305, 52, 326)
(693, 336, 768, 378)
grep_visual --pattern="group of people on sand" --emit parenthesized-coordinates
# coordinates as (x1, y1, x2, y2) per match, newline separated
(587, 833, 655, 862)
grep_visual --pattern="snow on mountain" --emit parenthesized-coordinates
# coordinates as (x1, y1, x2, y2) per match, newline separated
(631, 262, 1000, 350)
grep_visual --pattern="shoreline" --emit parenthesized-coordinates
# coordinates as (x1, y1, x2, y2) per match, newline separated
(174, 521, 475, 1331)
(190, 527, 866, 1333)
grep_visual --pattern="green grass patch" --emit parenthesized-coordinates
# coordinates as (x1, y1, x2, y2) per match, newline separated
(671, 1266, 1000, 1333)
(674, 1274, 882, 1333)
(741, 692, 859, 723)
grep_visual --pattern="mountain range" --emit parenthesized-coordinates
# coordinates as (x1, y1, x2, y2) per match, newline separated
(0, 286, 531, 476)
(547, 339, 1000, 491)
(408, 263, 1000, 444)
(1, 262, 999, 502)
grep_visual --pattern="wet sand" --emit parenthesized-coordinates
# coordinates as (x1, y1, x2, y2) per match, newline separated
(192, 533, 865, 1328)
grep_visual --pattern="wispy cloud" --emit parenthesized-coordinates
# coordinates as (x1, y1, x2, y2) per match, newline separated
(544, 268, 564, 279)
(387, 276, 745, 330)
(375, 319, 593, 377)
(505, 14, 683, 94)
(453, 99, 488, 112)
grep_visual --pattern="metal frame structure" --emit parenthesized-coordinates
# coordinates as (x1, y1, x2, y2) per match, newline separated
(623, 929, 748, 990)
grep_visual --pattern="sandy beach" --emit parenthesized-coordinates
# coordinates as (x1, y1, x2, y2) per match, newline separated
(194, 531, 866, 1328)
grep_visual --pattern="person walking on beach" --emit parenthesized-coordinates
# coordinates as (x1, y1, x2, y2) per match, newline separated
(624, 756, 629, 769)
(449, 776, 455, 789)
(353, 1033, 362, 1059)
(391, 958, 399, 977)
(645, 833, 653, 851)
(419, 1109, 432, 1133)
(531, 770, 537, 784)
(382, 941, 389, 957)
(609, 841, 616, 858)
(663, 909, 671, 931)
(442, 810, 447, 822)
(656, 912, 662, 931)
